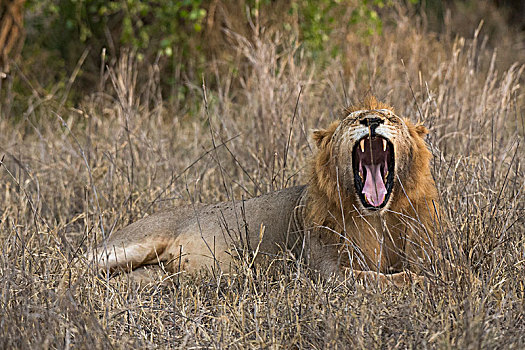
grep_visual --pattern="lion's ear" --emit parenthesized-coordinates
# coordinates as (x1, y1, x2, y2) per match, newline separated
(312, 121, 339, 148)
(312, 129, 332, 148)
(415, 124, 428, 137)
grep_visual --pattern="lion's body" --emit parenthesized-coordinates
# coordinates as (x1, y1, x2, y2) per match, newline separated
(94, 185, 307, 273)
(90, 97, 439, 285)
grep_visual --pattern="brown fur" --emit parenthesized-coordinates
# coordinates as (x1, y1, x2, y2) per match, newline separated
(88, 98, 439, 287)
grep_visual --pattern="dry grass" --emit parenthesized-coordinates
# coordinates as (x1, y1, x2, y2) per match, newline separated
(1, 7, 524, 349)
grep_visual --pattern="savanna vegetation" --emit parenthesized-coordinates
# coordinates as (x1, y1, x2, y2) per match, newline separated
(0, 0, 524, 348)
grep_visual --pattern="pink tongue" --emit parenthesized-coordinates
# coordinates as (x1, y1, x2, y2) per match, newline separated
(362, 164, 387, 207)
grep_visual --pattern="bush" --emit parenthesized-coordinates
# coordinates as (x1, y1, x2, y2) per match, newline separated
(20, 1, 393, 98)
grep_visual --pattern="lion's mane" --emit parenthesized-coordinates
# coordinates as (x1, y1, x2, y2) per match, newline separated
(305, 97, 438, 272)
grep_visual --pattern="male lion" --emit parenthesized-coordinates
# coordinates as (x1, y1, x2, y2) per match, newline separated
(88, 97, 439, 286)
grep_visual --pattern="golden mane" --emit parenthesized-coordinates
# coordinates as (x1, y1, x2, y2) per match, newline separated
(306, 99, 438, 272)
(344, 95, 394, 114)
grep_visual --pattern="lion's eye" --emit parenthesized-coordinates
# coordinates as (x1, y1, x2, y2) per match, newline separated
(386, 116, 401, 125)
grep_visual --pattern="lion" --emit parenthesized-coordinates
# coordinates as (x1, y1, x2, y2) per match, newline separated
(88, 97, 439, 286)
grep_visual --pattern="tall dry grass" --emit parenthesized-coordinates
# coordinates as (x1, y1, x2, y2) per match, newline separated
(0, 7, 524, 349)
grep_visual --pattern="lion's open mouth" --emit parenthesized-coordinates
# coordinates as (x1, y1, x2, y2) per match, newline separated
(352, 136, 395, 209)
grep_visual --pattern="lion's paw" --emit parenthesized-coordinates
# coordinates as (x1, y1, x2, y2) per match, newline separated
(387, 271, 425, 288)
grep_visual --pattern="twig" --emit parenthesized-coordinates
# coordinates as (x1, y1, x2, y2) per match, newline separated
(144, 134, 241, 213)
(54, 112, 106, 241)
(283, 85, 303, 188)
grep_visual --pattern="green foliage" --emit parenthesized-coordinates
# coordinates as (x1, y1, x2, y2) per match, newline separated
(24, 0, 398, 65)
(288, 0, 395, 59)
(349, 0, 385, 37)
(19, 0, 408, 102)
(289, 0, 339, 57)
(20, 0, 209, 105)
(26, 0, 207, 59)
(108, 0, 206, 57)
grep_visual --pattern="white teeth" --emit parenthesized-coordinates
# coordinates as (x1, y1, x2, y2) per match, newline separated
(360, 139, 365, 152)
(383, 139, 387, 151)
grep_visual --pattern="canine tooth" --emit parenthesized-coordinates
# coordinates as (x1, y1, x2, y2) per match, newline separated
(383, 139, 387, 151)
(360, 139, 365, 152)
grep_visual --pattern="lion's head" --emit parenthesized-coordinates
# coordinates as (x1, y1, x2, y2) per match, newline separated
(309, 97, 436, 219)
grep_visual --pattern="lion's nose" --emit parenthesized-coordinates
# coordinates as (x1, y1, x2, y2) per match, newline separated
(360, 117, 384, 136)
